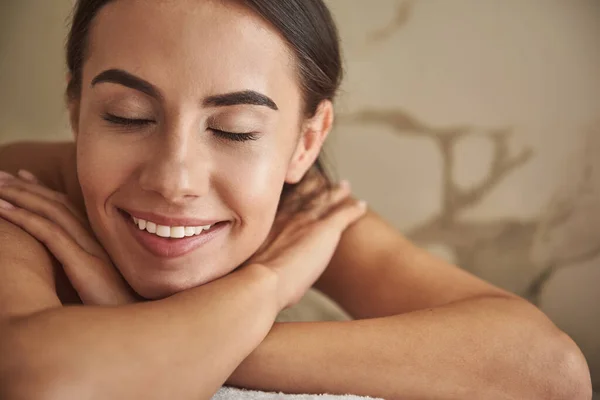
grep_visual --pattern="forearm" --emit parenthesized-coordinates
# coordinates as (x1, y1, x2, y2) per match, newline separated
(1, 265, 279, 400)
(228, 296, 591, 400)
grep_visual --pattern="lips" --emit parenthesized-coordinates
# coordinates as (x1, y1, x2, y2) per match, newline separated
(118, 209, 229, 259)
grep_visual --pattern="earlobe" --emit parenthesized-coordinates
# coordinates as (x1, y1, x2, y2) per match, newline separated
(285, 100, 334, 184)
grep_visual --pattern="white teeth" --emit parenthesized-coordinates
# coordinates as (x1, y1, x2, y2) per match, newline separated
(130, 215, 215, 239)
(156, 225, 171, 238)
(146, 221, 157, 234)
(171, 226, 185, 239)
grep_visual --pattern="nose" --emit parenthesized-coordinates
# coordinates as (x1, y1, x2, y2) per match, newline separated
(139, 125, 210, 204)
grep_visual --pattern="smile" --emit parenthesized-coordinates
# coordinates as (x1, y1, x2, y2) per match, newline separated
(132, 216, 214, 239)
(119, 209, 229, 259)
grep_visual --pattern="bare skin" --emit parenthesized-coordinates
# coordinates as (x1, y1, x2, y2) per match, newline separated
(0, 144, 592, 399)
(0, 0, 592, 399)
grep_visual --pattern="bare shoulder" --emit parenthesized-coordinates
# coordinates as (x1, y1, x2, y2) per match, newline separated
(0, 141, 80, 320)
(0, 217, 63, 321)
(315, 210, 511, 318)
(0, 141, 76, 193)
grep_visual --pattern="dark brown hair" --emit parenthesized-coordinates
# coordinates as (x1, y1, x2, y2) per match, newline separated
(66, 0, 342, 207)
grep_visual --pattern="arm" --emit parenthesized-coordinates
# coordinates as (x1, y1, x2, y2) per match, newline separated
(0, 219, 279, 400)
(0, 172, 367, 400)
(227, 211, 592, 400)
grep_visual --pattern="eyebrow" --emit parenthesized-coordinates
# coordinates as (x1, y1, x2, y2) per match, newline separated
(92, 69, 163, 101)
(203, 91, 278, 111)
(91, 69, 278, 111)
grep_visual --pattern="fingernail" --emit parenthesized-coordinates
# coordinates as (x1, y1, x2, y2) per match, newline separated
(357, 200, 367, 209)
(0, 171, 14, 180)
(339, 179, 350, 189)
(17, 169, 37, 182)
(0, 199, 14, 210)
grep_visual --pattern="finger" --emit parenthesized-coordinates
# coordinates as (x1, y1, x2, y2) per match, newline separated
(0, 204, 134, 305)
(0, 171, 14, 180)
(0, 184, 108, 262)
(17, 169, 40, 184)
(321, 197, 368, 231)
(0, 198, 14, 210)
(0, 174, 87, 225)
(301, 180, 352, 220)
(5, 174, 87, 225)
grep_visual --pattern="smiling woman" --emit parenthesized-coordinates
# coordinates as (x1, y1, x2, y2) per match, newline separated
(64, 0, 345, 299)
(0, 0, 592, 400)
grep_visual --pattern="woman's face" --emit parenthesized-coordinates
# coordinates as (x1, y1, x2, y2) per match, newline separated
(73, 0, 323, 299)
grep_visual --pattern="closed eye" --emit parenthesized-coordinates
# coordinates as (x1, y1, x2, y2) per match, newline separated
(210, 128, 259, 142)
(103, 113, 155, 126)
(102, 114, 258, 142)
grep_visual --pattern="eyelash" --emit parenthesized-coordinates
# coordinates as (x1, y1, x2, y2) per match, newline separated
(103, 113, 154, 126)
(211, 129, 258, 142)
(102, 114, 259, 142)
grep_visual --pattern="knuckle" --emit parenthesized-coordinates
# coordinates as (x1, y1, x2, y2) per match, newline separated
(31, 203, 64, 225)
(54, 200, 72, 215)
(10, 207, 31, 221)
(37, 217, 58, 233)
(44, 224, 70, 245)
(3, 184, 25, 196)
(40, 198, 73, 223)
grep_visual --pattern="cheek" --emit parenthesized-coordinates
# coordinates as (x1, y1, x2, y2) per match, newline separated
(76, 100, 136, 200)
(212, 115, 299, 215)
(211, 132, 297, 254)
(214, 141, 290, 221)
(76, 130, 141, 222)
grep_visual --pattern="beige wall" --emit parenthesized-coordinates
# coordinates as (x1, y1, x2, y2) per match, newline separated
(0, 0, 72, 142)
(1, 0, 599, 390)
(326, 0, 600, 388)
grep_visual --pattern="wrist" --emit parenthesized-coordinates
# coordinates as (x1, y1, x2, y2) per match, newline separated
(238, 263, 285, 315)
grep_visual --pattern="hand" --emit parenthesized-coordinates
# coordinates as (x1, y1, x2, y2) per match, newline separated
(0, 170, 137, 305)
(246, 180, 367, 311)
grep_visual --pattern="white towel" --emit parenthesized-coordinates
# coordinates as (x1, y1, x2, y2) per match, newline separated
(212, 386, 383, 400)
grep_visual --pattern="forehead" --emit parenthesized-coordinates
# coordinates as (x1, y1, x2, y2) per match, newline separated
(84, 0, 300, 106)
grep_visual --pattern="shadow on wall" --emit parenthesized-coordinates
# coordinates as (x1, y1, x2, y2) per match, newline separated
(337, 0, 600, 306)
(367, 0, 417, 42)
(339, 110, 600, 306)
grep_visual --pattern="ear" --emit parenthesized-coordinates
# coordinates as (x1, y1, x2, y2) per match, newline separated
(285, 100, 334, 184)
(66, 73, 80, 139)
(68, 100, 81, 139)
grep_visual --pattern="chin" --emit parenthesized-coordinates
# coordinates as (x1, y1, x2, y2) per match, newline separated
(124, 264, 232, 300)
(132, 279, 201, 300)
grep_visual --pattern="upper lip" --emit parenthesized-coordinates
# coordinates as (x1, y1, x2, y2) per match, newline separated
(121, 208, 224, 227)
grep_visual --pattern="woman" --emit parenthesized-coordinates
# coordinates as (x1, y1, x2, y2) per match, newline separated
(0, 0, 591, 399)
